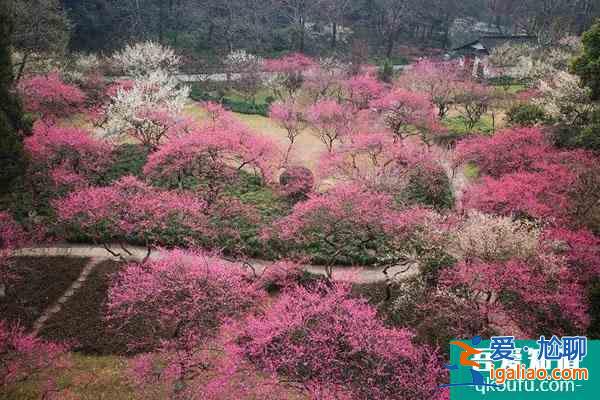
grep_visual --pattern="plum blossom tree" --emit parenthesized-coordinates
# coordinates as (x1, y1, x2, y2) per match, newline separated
(17, 72, 86, 123)
(302, 58, 345, 102)
(318, 132, 452, 208)
(112, 41, 181, 77)
(0, 212, 25, 298)
(454, 127, 555, 177)
(278, 166, 315, 201)
(233, 282, 446, 400)
(342, 72, 385, 110)
(370, 88, 441, 142)
(449, 210, 540, 263)
(54, 176, 209, 257)
(143, 124, 279, 204)
(101, 70, 191, 150)
(534, 71, 596, 126)
(0, 320, 70, 399)
(106, 250, 264, 399)
(461, 165, 576, 223)
(223, 49, 264, 103)
(305, 100, 355, 152)
(454, 81, 493, 130)
(268, 100, 306, 164)
(396, 59, 462, 119)
(269, 183, 435, 275)
(441, 257, 590, 336)
(264, 53, 316, 99)
(24, 122, 114, 193)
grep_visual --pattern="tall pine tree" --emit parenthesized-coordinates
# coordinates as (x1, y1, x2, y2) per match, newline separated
(0, 1, 26, 192)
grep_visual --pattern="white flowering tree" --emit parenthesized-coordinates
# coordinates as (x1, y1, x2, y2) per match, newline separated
(223, 49, 264, 103)
(488, 37, 583, 84)
(112, 41, 181, 77)
(534, 71, 596, 126)
(102, 70, 190, 149)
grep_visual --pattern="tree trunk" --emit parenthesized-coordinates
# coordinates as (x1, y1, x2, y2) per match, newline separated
(299, 17, 305, 53)
(386, 36, 394, 58)
(331, 22, 337, 49)
(15, 52, 29, 83)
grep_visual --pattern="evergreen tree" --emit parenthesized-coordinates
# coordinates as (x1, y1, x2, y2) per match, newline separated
(0, 1, 26, 192)
(572, 19, 600, 101)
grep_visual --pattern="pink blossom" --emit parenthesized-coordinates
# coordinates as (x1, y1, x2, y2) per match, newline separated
(342, 73, 385, 109)
(305, 100, 356, 152)
(232, 282, 446, 399)
(18, 72, 86, 122)
(24, 122, 114, 192)
(370, 88, 442, 140)
(0, 320, 70, 391)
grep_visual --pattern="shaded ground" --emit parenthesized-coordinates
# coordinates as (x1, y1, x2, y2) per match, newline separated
(0, 256, 89, 329)
(41, 260, 133, 355)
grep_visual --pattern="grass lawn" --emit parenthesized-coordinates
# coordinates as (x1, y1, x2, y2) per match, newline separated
(0, 256, 89, 329)
(184, 100, 327, 171)
(464, 163, 480, 180)
(1, 353, 136, 400)
(443, 114, 496, 135)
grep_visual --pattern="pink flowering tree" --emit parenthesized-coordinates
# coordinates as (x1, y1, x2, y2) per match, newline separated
(278, 166, 315, 201)
(441, 257, 590, 336)
(342, 72, 385, 109)
(319, 132, 453, 209)
(24, 122, 114, 195)
(0, 213, 26, 299)
(264, 53, 316, 99)
(305, 100, 355, 152)
(396, 59, 462, 119)
(232, 282, 446, 400)
(17, 72, 86, 124)
(461, 165, 576, 223)
(268, 100, 306, 165)
(454, 81, 493, 130)
(268, 183, 435, 275)
(143, 126, 279, 205)
(301, 58, 345, 102)
(106, 250, 264, 399)
(0, 320, 70, 399)
(370, 88, 441, 143)
(54, 176, 209, 258)
(454, 127, 555, 177)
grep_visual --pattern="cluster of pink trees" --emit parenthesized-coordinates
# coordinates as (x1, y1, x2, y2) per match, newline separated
(25, 122, 114, 194)
(105, 250, 264, 399)
(18, 72, 86, 124)
(268, 183, 435, 275)
(144, 116, 279, 203)
(0, 320, 70, 399)
(231, 282, 446, 400)
(54, 176, 210, 256)
(318, 132, 452, 208)
(450, 126, 600, 335)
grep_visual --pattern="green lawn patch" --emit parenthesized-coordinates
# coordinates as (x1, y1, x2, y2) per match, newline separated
(443, 115, 495, 135)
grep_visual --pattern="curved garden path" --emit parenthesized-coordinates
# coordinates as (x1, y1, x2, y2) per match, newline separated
(14, 244, 419, 284)
(15, 244, 418, 332)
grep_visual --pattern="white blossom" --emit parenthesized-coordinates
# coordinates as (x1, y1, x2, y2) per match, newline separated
(534, 71, 595, 125)
(112, 41, 181, 77)
(102, 70, 189, 143)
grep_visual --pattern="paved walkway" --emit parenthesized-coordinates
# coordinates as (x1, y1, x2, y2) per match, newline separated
(14, 244, 419, 284)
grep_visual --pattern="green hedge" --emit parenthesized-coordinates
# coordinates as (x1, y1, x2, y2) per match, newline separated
(189, 84, 274, 117)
